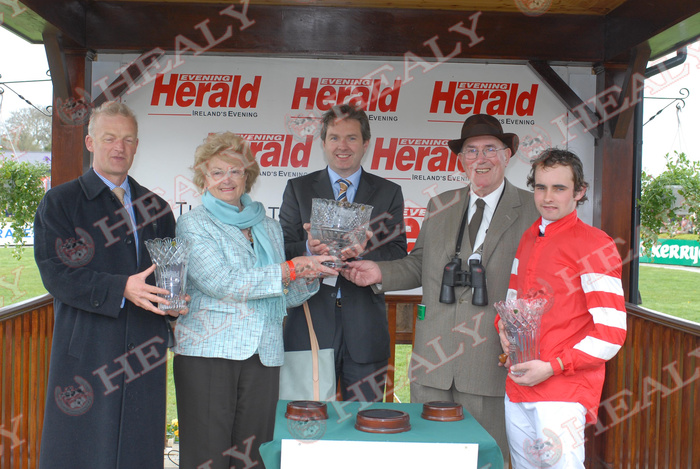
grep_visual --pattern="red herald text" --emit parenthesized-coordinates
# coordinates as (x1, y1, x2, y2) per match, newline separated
(429, 81, 539, 116)
(403, 206, 426, 252)
(241, 134, 313, 168)
(150, 73, 261, 108)
(291, 77, 401, 112)
(371, 138, 464, 172)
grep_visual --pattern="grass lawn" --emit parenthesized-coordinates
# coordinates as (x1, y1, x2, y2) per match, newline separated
(638, 264, 700, 323)
(0, 247, 47, 307)
(3, 250, 698, 427)
(392, 344, 412, 404)
(166, 352, 177, 428)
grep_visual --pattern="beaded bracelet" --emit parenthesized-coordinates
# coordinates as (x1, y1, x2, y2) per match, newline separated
(282, 262, 290, 294)
(286, 260, 297, 281)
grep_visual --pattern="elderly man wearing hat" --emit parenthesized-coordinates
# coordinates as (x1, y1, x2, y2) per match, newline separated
(344, 114, 539, 462)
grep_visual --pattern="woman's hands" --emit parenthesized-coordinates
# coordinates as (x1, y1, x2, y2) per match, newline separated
(288, 255, 339, 281)
(304, 223, 372, 261)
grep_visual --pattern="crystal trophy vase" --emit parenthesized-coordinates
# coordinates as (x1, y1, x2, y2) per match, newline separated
(144, 237, 191, 312)
(310, 198, 373, 267)
(494, 297, 550, 376)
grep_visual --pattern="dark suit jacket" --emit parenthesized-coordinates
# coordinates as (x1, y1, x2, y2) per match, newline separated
(378, 180, 539, 396)
(34, 168, 176, 469)
(280, 168, 407, 364)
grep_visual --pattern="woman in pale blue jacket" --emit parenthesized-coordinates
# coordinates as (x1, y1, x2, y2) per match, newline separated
(173, 131, 337, 469)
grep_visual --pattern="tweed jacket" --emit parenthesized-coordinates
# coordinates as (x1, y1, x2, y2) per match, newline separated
(173, 204, 318, 366)
(379, 180, 539, 396)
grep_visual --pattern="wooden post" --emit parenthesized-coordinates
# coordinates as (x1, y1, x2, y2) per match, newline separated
(47, 48, 91, 186)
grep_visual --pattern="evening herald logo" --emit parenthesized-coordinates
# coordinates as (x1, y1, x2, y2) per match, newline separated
(430, 82, 538, 116)
(150, 74, 261, 108)
(291, 77, 401, 112)
(241, 134, 313, 168)
(370, 138, 464, 173)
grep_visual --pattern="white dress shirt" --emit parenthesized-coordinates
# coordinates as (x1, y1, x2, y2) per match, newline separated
(468, 180, 505, 253)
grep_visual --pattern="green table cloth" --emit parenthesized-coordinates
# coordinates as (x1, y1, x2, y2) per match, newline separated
(259, 401, 503, 469)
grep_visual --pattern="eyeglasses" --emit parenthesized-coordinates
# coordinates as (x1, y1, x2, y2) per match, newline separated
(207, 168, 246, 181)
(458, 147, 508, 160)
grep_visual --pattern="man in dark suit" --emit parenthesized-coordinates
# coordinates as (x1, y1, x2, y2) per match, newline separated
(345, 114, 540, 460)
(34, 101, 184, 469)
(280, 104, 407, 402)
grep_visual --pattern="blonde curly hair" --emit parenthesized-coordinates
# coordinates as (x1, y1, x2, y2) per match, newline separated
(192, 132, 260, 193)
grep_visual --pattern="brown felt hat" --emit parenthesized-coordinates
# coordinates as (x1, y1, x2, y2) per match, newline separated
(447, 114, 519, 156)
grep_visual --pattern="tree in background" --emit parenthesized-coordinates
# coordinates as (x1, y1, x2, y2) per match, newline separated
(0, 106, 52, 152)
(0, 148, 50, 259)
(639, 152, 700, 254)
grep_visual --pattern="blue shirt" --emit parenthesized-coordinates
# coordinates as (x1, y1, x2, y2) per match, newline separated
(326, 167, 363, 298)
(94, 171, 140, 308)
(94, 171, 139, 259)
(328, 166, 362, 203)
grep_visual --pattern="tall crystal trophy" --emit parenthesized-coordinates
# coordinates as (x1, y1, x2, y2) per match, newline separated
(310, 198, 373, 268)
(494, 296, 551, 376)
(144, 237, 191, 312)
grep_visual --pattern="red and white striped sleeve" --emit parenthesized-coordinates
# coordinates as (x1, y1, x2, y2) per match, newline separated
(552, 237, 627, 376)
(494, 244, 524, 332)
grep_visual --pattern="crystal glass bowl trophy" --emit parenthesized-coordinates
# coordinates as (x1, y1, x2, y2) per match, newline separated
(494, 296, 550, 376)
(310, 198, 373, 268)
(144, 237, 191, 312)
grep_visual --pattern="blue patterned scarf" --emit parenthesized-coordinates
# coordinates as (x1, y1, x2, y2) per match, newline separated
(201, 191, 280, 268)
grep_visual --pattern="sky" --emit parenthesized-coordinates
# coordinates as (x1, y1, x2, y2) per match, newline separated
(0, 26, 698, 176)
(0, 27, 53, 119)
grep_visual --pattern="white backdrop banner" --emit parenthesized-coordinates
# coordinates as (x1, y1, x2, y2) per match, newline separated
(93, 55, 595, 251)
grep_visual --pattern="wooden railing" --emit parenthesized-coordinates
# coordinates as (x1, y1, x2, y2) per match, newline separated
(586, 304, 700, 468)
(0, 294, 53, 469)
(3, 295, 699, 468)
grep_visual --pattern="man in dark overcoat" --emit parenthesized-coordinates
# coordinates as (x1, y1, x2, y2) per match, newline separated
(34, 101, 183, 468)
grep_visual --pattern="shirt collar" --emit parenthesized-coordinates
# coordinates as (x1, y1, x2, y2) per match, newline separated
(327, 167, 362, 187)
(538, 210, 579, 236)
(94, 170, 131, 198)
(470, 180, 505, 210)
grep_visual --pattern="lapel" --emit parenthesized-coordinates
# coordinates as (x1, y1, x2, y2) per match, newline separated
(80, 169, 140, 266)
(441, 187, 470, 256)
(354, 170, 377, 205)
(127, 176, 148, 268)
(311, 169, 335, 200)
(129, 176, 145, 232)
(482, 180, 522, 263)
(79, 168, 110, 201)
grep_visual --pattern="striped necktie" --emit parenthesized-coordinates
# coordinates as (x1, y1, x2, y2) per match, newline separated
(337, 179, 350, 202)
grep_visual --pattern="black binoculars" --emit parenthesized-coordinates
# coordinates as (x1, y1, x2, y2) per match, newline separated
(439, 257, 488, 306)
